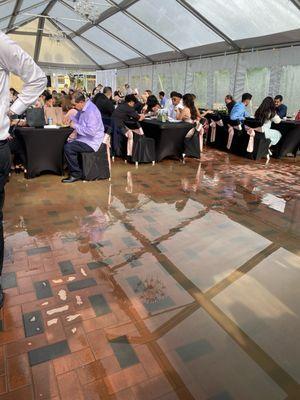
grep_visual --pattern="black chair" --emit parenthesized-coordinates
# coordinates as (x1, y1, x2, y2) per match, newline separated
(132, 134, 156, 166)
(81, 140, 111, 181)
(183, 123, 202, 160)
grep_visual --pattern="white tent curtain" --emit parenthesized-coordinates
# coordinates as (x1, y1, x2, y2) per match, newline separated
(116, 47, 300, 114)
(96, 69, 117, 92)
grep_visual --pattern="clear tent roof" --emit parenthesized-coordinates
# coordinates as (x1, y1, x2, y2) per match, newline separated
(1, 0, 300, 69)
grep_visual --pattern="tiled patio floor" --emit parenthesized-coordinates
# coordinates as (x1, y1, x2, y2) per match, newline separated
(1, 149, 299, 399)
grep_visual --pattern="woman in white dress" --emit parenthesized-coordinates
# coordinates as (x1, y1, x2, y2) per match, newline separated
(254, 96, 281, 146)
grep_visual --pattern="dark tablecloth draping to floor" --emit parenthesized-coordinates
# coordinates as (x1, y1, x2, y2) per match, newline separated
(16, 127, 73, 178)
(207, 115, 300, 160)
(141, 119, 194, 161)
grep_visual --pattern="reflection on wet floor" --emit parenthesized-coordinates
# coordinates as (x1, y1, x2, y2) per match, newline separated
(1, 148, 300, 399)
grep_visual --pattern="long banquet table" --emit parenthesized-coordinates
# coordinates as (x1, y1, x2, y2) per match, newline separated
(141, 119, 194, 161)
(16, 127, 73, 178)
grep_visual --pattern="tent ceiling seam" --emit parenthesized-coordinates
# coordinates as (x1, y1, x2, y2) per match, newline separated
(107, 0, 189, 59)
(54, 19, 129, 67)
(70, 0, 140, 36)
(50, 18, 103, 69)
(175, 0, 241, 52)
(58, 0, 150, 62)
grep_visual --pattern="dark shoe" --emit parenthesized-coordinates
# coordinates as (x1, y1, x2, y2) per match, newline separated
(62, 176, 81, 183)
(0, 286, 4, 309)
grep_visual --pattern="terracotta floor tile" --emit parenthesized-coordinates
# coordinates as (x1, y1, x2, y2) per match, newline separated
(87, 330, 114, 360)
(65, 323, 89, 353)
(0, 375, 7, 395)
(32, 361, 59, 399)
(104, 364, 148, 394)
(101, 354, 121, 376)
(131, 375, 174, 400)
(0, 385, 34, 400)
(0, 346, 5, 375)
(18, 277, 34, 294)
(57, 371, 85, 400)
(76, 360, 104, 385)
(0, 327, 24, 346)
(7, 353, 31, 390)
(5, 334, 48, 358)
(53, 347, 95, 376)
(82, 313, 119, 333)
(3, 305, 23, 330)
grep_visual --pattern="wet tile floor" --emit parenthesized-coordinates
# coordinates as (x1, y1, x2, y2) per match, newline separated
(1, 148, 300, 400)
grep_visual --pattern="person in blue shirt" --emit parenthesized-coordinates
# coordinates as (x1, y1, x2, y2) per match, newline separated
(230, 93, 252, 121)
(159, 91, 167, 108)
(274, 95, 287, 118)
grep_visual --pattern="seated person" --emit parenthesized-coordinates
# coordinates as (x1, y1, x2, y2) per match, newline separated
(143, 95, 161, 115)
(62, 93, 104, 183)
(255, 96, 281, 146)
(113, 90, 123, 105)
(225, 94, 236, 114)
(93, 86, 115, 118)
(167, 92, 184, 120)
(159, 91, 167, 107)
(9, 88, 19, 106)
(62, 96, 78, 141)
(176, 93, 200, 122)
(230, 92, 252, 122)
(295, 109, 300, 121)
(274, 95, 287, 118)
(111, 94, 145, 157)
(44, 92, 54, 108)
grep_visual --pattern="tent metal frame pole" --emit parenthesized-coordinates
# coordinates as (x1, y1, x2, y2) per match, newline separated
(59, 0, 150, 63)
(175, 0, 240, 52)
(50, 19, 103, 69)
(8, 0, 23, 29)
(107, 0, 188, 58)
(53, 20, 128, 67)
(34, 0, 58, 62)
(232, 52, 240, 99)
(290, 0, 300, 11)
(70, 0, 140, 36)
(184, 59, 188, 93)
(5, 0, 49, 33)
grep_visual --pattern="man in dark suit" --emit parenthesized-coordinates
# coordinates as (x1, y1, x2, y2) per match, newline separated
(93, 86, 115, 119)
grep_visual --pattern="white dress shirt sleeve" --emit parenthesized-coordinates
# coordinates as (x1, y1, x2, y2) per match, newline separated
(0, 33, 47, 115)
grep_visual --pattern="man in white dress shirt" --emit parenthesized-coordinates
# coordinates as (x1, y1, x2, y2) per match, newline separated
(0, 31, 46, 307)
(165, 92, 184, 120)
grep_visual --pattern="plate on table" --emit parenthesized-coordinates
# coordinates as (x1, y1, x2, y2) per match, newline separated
(46, 125, 60, 129)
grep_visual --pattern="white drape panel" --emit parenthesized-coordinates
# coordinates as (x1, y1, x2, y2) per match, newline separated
(96, 69, 117, 92)
(116, 68, 129, 91)
(234, 48, 300, 114)
(153, 61, 186, 96)
(115, 47, 300, 113)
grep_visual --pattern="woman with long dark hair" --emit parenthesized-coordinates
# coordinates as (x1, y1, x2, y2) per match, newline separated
(176, 93, 200, 122)
(254, 96, 281, 146)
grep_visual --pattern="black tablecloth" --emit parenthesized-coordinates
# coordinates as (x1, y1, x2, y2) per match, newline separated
(270, 120, 300, 158)
(207, 115, 300, 160)
(16, 127, 73, 178)
(141, 119, 194, 161)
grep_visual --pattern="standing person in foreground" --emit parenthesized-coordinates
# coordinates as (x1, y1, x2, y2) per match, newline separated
(63, 93, 104, 183)
(0, 32, 46, 308)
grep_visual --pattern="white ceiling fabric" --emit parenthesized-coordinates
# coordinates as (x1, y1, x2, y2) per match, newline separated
(0, 0, 299, 68)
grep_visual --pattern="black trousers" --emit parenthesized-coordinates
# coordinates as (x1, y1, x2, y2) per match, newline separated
(64, 140, 94, 178)
(0, 141, 11, 276)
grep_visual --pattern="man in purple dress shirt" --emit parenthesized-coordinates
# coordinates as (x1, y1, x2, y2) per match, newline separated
(62, 92, 104, 183)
